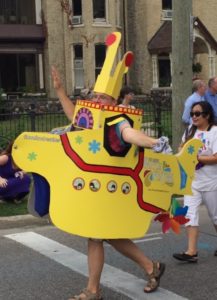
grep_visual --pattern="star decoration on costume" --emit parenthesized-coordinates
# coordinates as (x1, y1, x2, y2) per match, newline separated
(187, 145, 195, 155)
(154, 198, 189, 234)
(28, 152, 37, 161)
(88, 140, 101, 154)
(75, 136, 83, 144)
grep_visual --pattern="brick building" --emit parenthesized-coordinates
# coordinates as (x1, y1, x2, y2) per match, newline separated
(0, 0, 217, 97)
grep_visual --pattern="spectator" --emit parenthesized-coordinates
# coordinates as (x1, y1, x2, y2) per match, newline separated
(0, 141, 31, 203)
(204, 77, 217, 124)
(118, 86, 136, 108)
(173, 101, 217, 263)
(182, 79, 206, 124)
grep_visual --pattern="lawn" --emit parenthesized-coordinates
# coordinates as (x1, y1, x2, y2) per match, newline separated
(0, 198, 28, 217)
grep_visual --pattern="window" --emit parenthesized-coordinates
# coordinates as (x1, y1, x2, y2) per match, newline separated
(72, 0, 82, 15)
(161, 0, 172, 20)
(71, 0, 82, 24)
(162, 0, 172, 10)
(0, 0, 35, 24)
(95, 44, 106, 80)
(73, 45, 84, 90)
(93, 0, 106, 22)
(158, 56, 171, 87)
(0, 54, 37, 92)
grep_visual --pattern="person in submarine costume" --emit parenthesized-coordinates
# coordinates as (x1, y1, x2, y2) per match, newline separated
(12, 32, 202, 297)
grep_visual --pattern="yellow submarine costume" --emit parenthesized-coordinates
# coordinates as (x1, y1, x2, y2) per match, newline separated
(12, 32, 202, 239)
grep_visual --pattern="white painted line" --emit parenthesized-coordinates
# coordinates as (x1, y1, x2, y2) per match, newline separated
(5, 232, 188, 300)
(140, 232, 163, 237)
(134, 237, 162, 243)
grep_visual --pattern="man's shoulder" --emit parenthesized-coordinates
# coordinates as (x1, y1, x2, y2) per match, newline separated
(185, 92, 198, 103)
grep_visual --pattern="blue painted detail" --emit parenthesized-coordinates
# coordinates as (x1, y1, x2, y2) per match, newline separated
(187, 145, 195, 154)
(32, 173, 50, 216)
(178, 163, 188, 189)
(88, 140, 101, 154)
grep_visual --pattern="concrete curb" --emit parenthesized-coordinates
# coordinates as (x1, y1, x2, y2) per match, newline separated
(0, 214, 50, 230)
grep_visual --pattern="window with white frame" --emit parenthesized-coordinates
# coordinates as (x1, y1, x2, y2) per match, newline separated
(71, 0, 82, 24)
(73, 44, 84, 90)
(93, 0, 107, 23)
(95, 44, 106, 80)
(161, 0, 172, 20)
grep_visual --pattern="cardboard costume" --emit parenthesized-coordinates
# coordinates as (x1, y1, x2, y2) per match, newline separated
(12, 32, 202, 238)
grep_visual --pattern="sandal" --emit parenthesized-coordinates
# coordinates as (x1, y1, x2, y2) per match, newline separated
(173, 252, 198, 263)
(69, 288, 102, 300)
(144, 261, 166, 293)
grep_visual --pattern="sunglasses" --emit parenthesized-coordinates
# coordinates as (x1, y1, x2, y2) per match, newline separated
(190, 111, 206, 117)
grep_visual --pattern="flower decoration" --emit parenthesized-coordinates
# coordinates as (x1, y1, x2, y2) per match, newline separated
(88, 140, 101, 154)
(154, 198, 189, 234)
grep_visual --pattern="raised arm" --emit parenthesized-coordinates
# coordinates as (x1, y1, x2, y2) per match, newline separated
(51, 66, 75, 121)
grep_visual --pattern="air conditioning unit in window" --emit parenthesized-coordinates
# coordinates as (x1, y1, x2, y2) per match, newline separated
(72, 15, 82, 25)
(162, 10, 173, 20)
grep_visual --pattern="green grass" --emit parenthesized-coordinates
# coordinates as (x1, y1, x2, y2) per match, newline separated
(0, 198, 28, 217)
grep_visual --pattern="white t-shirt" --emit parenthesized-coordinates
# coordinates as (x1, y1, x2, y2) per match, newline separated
(182, 125, 217, 191)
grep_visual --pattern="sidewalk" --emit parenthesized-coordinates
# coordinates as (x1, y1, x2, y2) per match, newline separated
(0, 214, 50, 230)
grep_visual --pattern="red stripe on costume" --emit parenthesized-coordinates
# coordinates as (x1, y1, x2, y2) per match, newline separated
(60, 134, 164, 214)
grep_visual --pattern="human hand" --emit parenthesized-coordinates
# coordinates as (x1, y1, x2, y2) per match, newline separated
(0, 176, 8, 187)
(14, 171, 24, 179)
(51, 66, 62, 90)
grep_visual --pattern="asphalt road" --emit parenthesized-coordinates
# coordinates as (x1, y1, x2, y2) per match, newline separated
(0, 206, 216, 300)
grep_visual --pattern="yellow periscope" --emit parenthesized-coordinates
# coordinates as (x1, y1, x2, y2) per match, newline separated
(12, 100, 202, 239)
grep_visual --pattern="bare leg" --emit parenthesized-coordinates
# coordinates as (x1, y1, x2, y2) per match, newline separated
(109, 239, 164, 293)
(109, 239, 153, 274)
(86, 239, 104, 293)
(186, 226, 199, 255)
(69, 239, 104, 299)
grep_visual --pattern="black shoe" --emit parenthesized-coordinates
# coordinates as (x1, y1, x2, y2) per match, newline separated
(214, 250, 217, 256)
(173, 252, 198, 263)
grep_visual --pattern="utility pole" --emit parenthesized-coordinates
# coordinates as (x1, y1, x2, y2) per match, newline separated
(172, 0, 193, 152)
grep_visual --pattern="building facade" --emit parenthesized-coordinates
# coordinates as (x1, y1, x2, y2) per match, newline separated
(1, 0, 217, 97)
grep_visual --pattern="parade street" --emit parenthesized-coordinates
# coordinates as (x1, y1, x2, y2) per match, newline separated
(0, 206, 216, 300)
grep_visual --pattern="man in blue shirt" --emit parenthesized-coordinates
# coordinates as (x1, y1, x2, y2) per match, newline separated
(182, 79, 206, 124)
(204, 77, 217, 124)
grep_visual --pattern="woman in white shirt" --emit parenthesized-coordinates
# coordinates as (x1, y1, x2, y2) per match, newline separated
(173, 101, 217, 262)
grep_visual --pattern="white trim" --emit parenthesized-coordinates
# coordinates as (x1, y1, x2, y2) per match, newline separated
(35, 0, 42, 24)
(38, 53, 44, 89)
(152, 54, 159, 88)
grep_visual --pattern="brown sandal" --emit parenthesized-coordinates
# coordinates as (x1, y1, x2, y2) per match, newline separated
(144, 261, 166, 293)
(69, 288, 102, 300)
